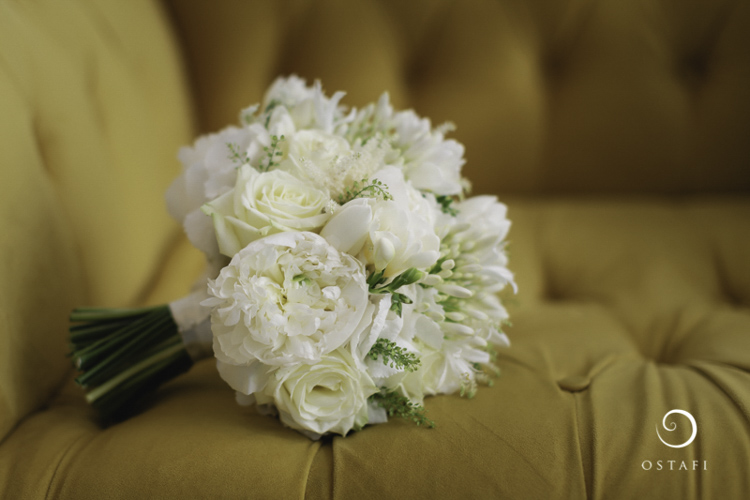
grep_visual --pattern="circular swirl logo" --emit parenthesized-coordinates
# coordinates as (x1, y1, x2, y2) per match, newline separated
(656, 409, 697, 448)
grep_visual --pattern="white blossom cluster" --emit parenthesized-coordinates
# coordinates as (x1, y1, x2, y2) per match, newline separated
(166, 76, 515, 438)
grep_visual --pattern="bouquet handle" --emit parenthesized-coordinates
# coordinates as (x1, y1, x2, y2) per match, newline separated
(69, 291, 212, 421)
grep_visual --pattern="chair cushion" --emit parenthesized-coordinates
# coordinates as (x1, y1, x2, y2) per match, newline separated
(1, 0, 749, 498)
(2, 199, 747, 499)
(167, 0, 750, 195)
(0, 0, 199, 438)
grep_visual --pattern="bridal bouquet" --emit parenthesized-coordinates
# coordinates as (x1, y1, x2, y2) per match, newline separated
(70, 76, 515, 438)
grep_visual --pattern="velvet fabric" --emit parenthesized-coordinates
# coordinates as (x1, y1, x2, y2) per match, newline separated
(1, 0, 748, 498)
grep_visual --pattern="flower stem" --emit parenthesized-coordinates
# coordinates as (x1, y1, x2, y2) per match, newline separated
(69, 305, 194, 421)
(86, 337, 185, 402)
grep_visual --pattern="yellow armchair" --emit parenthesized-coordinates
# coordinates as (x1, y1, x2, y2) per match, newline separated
(1, 0, 748, 498)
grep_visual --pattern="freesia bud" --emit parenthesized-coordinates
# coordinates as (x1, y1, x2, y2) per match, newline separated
(374, 238, 396, 271)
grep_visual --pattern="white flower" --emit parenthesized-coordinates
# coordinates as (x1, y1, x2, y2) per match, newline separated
(165, 113, 299, 262)
(204, 232, 370, 367)
(451, 196, 513, 285)
(348, 294, 411, 383)
(348, 93, 466, 195)
(166, 126, 247, 221)
(435, 196, 515, 345)
(321, 166, 440, 276)
(392, 109, 465, 196)
(399, 336, 489, 401)
(278, 130, 388, 201)
(288, 130, 349, 168)
(252, 348, 379, 437)
(263, 76, 353, 133)
(263, 75, 317, 109)
(165, 126, 252, 257)
(202, 166, 331, 257)
(383, 195, 516, 400)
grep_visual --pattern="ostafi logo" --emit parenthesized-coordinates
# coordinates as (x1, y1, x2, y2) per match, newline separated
(641, 409, 708, 471)
(656, 409, 697, 448)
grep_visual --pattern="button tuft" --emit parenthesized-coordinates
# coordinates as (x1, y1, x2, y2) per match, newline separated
(558, 375, 591, 392)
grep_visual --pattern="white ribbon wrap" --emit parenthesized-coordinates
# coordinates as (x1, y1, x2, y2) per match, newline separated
(168, 290, 214, 361)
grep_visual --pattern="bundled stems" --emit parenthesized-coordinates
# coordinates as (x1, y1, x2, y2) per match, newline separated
(69, 305, 192, 421)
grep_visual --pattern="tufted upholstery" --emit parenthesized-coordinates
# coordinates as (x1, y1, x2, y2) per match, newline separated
(169, 0, 750, 195)
(1, 0, 749, 498)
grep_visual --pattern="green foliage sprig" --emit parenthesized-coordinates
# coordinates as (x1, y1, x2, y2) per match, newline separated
(370, 390, 435, 428)
(227, 142, 250, 167)
(338, 177, 393, 205)
(368, 268, 423, 316)
(260, 135, 285, 172)
(263, 99, 281, 128)
(367, 338, 421, 372)
(435, 195, 459, 216)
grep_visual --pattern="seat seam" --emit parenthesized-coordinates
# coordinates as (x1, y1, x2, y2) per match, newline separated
(45, 427, 98, 500)
(573, 393, 592, 500)
(300, 440, 323, 500)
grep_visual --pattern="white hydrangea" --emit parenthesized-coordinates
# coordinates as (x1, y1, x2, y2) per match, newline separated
(204, 231, 370, 367)
(392, 110, 465, 196)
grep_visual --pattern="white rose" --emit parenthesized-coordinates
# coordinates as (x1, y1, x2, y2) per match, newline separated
(253, 348, 379, 437)
(204, 232, 370, 366)
(321, 167, 440, 276)
(166, 114, 298, 262)
(202, 165, 331, 257)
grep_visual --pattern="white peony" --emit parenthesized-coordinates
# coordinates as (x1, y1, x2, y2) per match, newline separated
(202, 165, 331, 257)
(204, 231, 370, 367)
(252, 348, 378, 437)
(321, 166, 440, 277)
